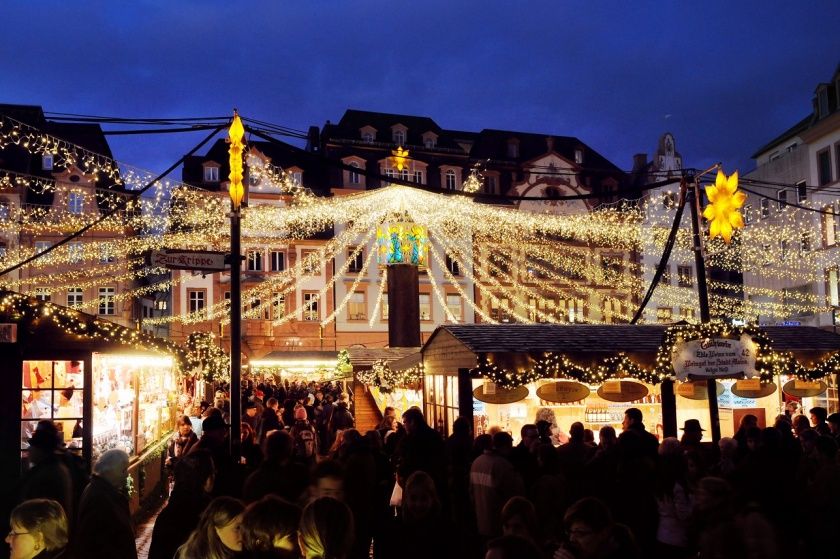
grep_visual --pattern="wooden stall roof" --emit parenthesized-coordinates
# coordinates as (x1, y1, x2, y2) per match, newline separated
(426, 324, 840, 355)
(254, 350, 339, 363)
(346, 347, 420, 369)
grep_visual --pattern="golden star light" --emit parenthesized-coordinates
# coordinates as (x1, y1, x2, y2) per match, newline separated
(703, 169, 746, 244)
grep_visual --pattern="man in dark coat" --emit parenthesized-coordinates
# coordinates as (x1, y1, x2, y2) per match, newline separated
(395, 407, 447, 498)
(74, 448, 137, 559)
(18, 420, 75, 521)
(189, 414, 236, 497)
(242, 430, 310, 504)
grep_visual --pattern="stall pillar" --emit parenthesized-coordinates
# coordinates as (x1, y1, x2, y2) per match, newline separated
(661, 379, 677, 438)
(387, 264, 420, 347)
(458, 368, 474, 424)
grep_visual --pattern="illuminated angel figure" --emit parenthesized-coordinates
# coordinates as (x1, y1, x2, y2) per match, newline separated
(703, 169, 746, 244)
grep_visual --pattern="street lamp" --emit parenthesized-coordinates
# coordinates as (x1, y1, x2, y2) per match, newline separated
(228, 111, 245, 463)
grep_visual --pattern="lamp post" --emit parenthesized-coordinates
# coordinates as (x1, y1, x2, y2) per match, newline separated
(228, 112, 245, 463)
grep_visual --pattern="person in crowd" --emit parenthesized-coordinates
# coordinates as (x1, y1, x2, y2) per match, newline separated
(240, 496, 301, 559)
(73, 449, 136, 559)
(329, 399, 355, 437)
(654, 439, 693, 559)
(809, 406, 831, 436)
(334, 430, 377, 559)
(509, 424, 540, 490)
(289, 405, 319, 468)
(827, 412, 840, 446)
(243, 401, 261, 433)
(553, 497, 639, 559)
(190, 414, 236, 497)
(395, 407, 447, 499)
(470, 431, 525, 542)
(18, 421, 74, 523)
(709, 437, 738, 480)
(318, 394, 336, 454)
(378, 471, 454, 559)
(557, 422, 595, 501)
(148, 450, 215, 559)
(582, 429, 596, 448)
(535, 408, 567, 445)
(243, 430, 309, 504)
(6, 499, 68, 559)
(733, 414, 758, 458)
(259, 398, 282, 444)
(241, 422, 264, 469)
(166, 415, 199, 471)
(445, 416, 475, 533)
(485, 534, 544, 559)
(376, 407, 397, 440)
(176, 496, 244, 559)
(500, 496, 540, 547)
(792, 414, 811, 438)
(305, 459, 345, 504)
(298, 497, 355, 559)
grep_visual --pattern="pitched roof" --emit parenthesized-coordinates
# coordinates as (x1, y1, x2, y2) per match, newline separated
(750, 114, 812, 159)
(429, 324, 840, 355)
(346, 347, 420, 368)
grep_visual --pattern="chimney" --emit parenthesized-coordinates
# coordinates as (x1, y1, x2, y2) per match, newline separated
(632, 153, 648, 171)
(545, 136, 554, 152)
(306, 125, 320, 152)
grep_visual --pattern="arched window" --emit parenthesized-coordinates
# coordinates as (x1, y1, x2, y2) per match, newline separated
(445, 170, 456, 190)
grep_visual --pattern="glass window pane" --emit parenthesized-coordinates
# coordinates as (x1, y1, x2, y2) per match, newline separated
(22, 361, 53, 390)
(53, 360, 84, 389)
(22, 389, 52, 420)
(54, 389, 83, 418)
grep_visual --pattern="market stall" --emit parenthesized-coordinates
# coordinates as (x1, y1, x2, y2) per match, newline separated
(1, 292, 182, 513)
(348, 347, 422, 420)
(419, 323, 840, 442)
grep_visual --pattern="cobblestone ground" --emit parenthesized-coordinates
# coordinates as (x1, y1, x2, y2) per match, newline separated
(135, 500, 166, 559)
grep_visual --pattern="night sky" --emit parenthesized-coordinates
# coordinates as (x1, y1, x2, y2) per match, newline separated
(3, 1, 839, 180)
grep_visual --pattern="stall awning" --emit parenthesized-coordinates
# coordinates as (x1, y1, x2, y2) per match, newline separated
(250, 351, 339, 369)
(346, 347, 420, 369)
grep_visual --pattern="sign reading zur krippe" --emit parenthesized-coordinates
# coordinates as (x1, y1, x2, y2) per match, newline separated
(671, 334, 758, 381)
(150, 250, 228, 271)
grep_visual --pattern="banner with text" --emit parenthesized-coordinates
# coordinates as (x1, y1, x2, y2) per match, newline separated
(671, 334, 758, 381)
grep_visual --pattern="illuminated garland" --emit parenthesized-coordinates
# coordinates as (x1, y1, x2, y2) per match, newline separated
(356, 359, 423, 393)
(184, 331, 230, 383)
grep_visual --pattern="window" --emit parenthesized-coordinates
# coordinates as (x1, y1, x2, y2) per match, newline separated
(828, 268, 840, 307)
(347, 291, 366, 320)
(0, 199, 10, 220)
(271, 293, 285, 320)
(490, 297, 511, 323)
(663, 192, 677, 209)
(393, 130, 405, 145)
(419, 293, 432, 321)
(204, 166, 219, 182)
(446, 294, 462, 322)
(445, 170, 456, 190)
(42, 154, 53, 170)
(68, 242, 84, 263)
(0, 241, 7, 258)
(677, 265, 694, 288)
(302, 292, 319, 321)
(381, 298, 389, 321)
(291, 171, 302, 185)
(99, 244, 114, 264)
(486, 175, 497, 195)
(661, 269, 672, 286)
(424, 138, 435, 149)
(362, 132, 374, 143)
(489, 251, 511, 278)
(246, 249, 263, 271)
(602, 299, 621, 324)
(413, 171, 424, 184)
(383, 168, 395, 187)
(245, 297, 270, 320)
(574, 149, 584, 164)
(801, 232, 812, 252)
(818, 148, 832, 186)
(656, 307, 673, 323)
(743, 204, 753, 225)
(507, 140, 519, 159)
(67, 287, 85, 308)
(562, 298, 585, 323)
(301, 249, 320, 275)
(760, 198, 770, 219)
(347, 248, 364, 273)
(797, 181, 808, 203)
(529, 297, 557, 323)
(780, 240, 789, 259)
(824, 204, 839, 247)
(68, 192, 84, 214)
(349, 162, 360, 185)
(188, 289, 206, 313)
(680, 307, 696, 322)
(777, 189, 788, 210)
(270, 250, 285, 272)
(34, 241, 51, 254)
(445, 253, 461, 276)
(34, 288, 50, 302)
(98, 287, 115, 315)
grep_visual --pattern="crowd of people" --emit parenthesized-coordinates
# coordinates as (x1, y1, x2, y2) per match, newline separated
(8, 379, 840, 558)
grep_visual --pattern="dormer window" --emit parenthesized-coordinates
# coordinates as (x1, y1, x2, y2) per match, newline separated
(363, 132, 374, 143)
(507, 139, 519, 159)
(68, 192, 84, 214)
(393, 130, 405, 145)
(42, 154, 53, 170)
(203, 164, 220, 182)
(574, 149, 584, 164)
(360, 125, 377, 143)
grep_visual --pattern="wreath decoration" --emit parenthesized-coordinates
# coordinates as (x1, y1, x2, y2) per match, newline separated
(357, 359, 423, 393)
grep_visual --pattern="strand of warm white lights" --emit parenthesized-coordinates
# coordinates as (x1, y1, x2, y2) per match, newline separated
(425, 265, 457, 322)
(0, 259, 145, 288)
(368, 269, 388, 327)
(247, 161, 316, 205)
(60, 276, 180, 313)
(20, 266, 167, 294)
(425, 239, 497, 324)
(320, 244, 377, 327)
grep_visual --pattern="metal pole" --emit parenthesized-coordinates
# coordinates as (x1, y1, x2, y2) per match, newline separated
(685, 170, 721, 442)
(229, 206, 242, 463)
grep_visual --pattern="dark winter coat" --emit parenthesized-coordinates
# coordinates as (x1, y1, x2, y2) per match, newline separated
(73, 475, 137, 559)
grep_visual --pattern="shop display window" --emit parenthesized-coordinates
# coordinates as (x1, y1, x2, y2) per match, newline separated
(92, 353, 175, 460)
(20, 360, 85, 457)
(424, 373, 459, 434)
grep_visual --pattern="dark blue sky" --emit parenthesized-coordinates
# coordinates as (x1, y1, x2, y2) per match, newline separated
(3, 1, 839, 179)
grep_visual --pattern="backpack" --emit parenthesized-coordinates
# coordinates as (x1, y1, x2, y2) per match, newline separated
(292, 421, 316, 459)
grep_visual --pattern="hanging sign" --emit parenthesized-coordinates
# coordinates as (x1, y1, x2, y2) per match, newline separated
(473, 384, 528, 404)
(536, 381, 590, 403)
(677, 380, 725, 400)
(596, 380, 648, 402)
(783, 379, 827, 398)
(731, 379, 777, 399)
(671, 334, 757, 381)
(150, 250, 229, 272)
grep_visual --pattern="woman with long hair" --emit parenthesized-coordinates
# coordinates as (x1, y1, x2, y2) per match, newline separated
(298, 497, 354, 559)
(176, 496, 244, 559)
(240, 496, 301, 558)
(6, 499, 68, 559)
